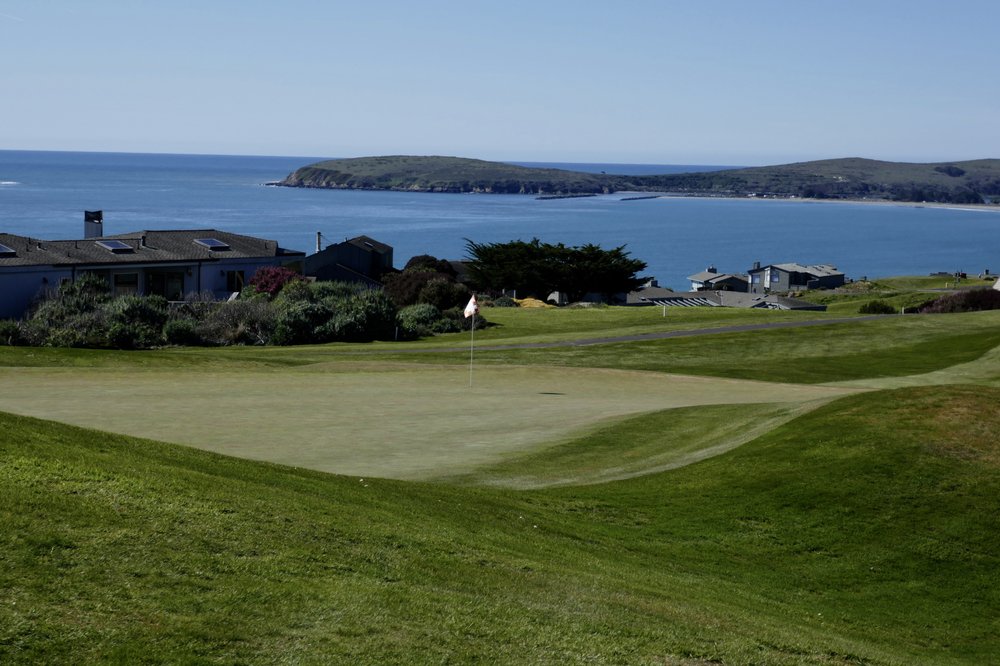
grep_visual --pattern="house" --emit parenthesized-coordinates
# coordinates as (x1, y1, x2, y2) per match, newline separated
(747, 262, 845, 295)
(304, 235, 393, 287)
(627, 285, 826, 311)
(687, 266, 749, 292)
(0, 228, 305, 319)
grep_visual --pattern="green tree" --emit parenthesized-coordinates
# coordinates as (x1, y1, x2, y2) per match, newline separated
(465, 238, 646, 302)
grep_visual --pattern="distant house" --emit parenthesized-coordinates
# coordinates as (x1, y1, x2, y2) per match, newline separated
(747, 262, 845, 295)
(0, 228, 305, 319)
(688, 266, 748, 292)
(304, 235, 393, 287)
(627, 286, 826, 311)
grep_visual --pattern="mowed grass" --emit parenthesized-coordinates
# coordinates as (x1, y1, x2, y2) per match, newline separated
(0, 363, 855, 479)
(3, 385, 998, 664)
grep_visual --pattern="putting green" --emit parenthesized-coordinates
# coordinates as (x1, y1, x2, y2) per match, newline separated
(0, 362, 858, 479)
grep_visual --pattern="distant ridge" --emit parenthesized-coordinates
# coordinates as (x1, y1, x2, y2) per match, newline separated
(277, 155, 1000, 203)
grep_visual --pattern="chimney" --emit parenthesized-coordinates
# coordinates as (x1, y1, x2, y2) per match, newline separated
(707, 265, 717, 274)
(84, 210, 103, 239)
(140, 234, 147, 249)
(316, 231, 322, 253)
(753, 261, 761, 270)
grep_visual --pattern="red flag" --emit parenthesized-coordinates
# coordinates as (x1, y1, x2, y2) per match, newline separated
(463, 294, 479, 318)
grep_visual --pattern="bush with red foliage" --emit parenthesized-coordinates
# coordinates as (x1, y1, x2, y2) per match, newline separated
(247, 266, 303, 299)
(919, 288, 1000, 314)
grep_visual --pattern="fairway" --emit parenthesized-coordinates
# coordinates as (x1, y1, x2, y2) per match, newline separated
(0, 362, 856, 479)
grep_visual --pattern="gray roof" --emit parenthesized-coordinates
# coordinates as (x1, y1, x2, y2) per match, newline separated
(689, 270, 747, 284)
(344, 235, 392, 255)
(628, 286, 825, 310)
(688, 270, 720, 282)
(752, 262, 843, 278)
(0, 229, 304, 268)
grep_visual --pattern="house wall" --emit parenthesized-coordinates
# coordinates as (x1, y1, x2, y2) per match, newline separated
(749, 269, 778, 294)
(749, 267, 843, 294)
(196, 258, 302, 299)
(1, 257, 302, 319)
(709, 276, 748, 292)
(0, 266, 72, 318)
(304, 243, 390, 282)
(808, 273, 846, 289)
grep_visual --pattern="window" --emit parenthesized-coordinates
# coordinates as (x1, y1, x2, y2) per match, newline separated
(195, 238, 230, 251)
(771, 272, 780, 283)
(226, 270, 245, 292)
(97, 239, 133, 253)
(113, 272, 139, 296)
(147, 271, 185, 300)
(0, 242, 16, 257)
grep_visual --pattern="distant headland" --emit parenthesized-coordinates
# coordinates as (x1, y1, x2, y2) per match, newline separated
(272, 155, 1000, 204)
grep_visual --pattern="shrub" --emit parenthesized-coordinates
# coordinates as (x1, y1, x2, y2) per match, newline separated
(417, 278, 471, 312)
(198, 299, 278, 345)
(920, 288, 1000, 314)
(440, 308, 488, 332)
(403, 255, 457, 276)
(311, 281, 367, 302)
(383, 270, 439, 307)
(25, 298, 108, 347)
(858, 299, 897, 315)
(272, 301, 335, 345)
(320, 290, 398, 342)
(98, 295, 169, 349)
(58, 272, 111, 303)
(247, 266, 304, 299)
(488, 295, 519, 308)
(273, 279, 314, 304)
(398, 303, 442, 338)
(163, 317, 202, 346)
(0, 319, 21, 345)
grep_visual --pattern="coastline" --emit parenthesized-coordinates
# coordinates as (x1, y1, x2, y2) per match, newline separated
(648, 194, 1000, 213)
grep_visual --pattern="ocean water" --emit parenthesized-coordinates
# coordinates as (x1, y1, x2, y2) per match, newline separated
(2, 150, 999, 290)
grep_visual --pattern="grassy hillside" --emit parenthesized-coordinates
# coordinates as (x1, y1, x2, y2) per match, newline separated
(633, 157, 1000, 203)
(277, 155, 1000, 202)
(3, 298, 1000, 663)
(3, 386, 998, 664)
(278, 155, 626, 194)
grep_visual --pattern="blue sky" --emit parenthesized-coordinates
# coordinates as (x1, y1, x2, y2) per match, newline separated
(2, 1, 998, 164)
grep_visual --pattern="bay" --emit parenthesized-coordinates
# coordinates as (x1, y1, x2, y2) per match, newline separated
(2, 150, 998, 290)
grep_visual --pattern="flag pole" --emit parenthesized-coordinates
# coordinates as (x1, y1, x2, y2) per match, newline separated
(464, 294, 479, 387)
(469, 313, 475, 387)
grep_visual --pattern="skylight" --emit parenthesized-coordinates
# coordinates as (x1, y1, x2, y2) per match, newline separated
(0, 242, 16, 257)
(194, 238, 230, 251)
(96, 239, 133, 253)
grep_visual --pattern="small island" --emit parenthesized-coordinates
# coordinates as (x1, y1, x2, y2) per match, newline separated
(275, 155, 1000, 204)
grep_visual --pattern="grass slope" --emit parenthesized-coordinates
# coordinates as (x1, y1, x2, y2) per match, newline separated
(633, 157, 1000, 201)
(3, 385, 999, 664)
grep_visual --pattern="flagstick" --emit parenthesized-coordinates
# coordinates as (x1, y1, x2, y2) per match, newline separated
(469, 314, 475, 387)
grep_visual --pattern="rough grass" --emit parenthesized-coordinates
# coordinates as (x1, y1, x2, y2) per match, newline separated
(3, 385, 999, 664)
(382, 311, 1000, 384)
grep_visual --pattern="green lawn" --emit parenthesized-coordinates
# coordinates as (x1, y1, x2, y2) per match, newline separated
(2, 386, 998, 664)
(2, 302, 1000, 664)
(376, 310, 1000, 384)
